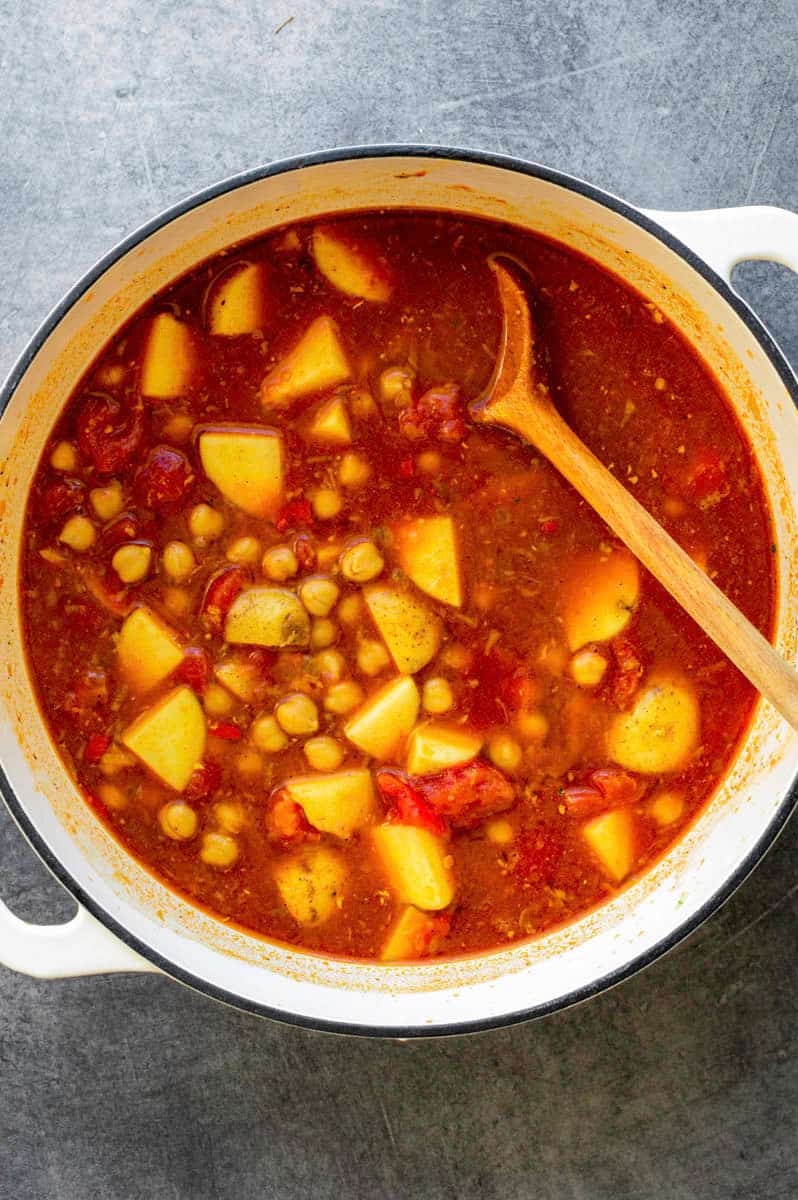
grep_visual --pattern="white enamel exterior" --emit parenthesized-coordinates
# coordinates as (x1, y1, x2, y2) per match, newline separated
(1, 153, 797, 1034)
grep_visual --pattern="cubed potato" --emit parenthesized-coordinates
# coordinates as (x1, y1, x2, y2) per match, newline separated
(224, 586, 310, 648)
(260, 315, 351, 410)
(198, 427, 283, 518)
(405, 722, 482, 775)
(311, 225, 392, 302)
(214, 656, 264, 703)
(140, 313, 196, 398)
(364, 584, 441, 674)
(608, 673, 700, 774)
(563, 547, 640, 651)
(391, 516, 463, 608)
(286, 768, 374, 838)
(274, 845, 348, 925)
(343, 676, 420, 760)
(372, 824, 454, 910)
(307, 395, 352, 445)
(117, 607, 183, 694)
(380, 905, 444, 961)
(582, 809, 636, 883)
(206, 262, 269, 335)
(122, 686, 206, 791)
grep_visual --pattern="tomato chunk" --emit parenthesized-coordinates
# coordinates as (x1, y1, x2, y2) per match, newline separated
(607, 634, 644, 709)
(208, 721, 243, 742)
(682, 446, 729, 507)
(173, 647, 210, 694)
(184, 760, 223, 803)
(266, 791, 317, 842)
(420, 759, 515, 830)
(200, 566, 248, 632)
(84, 732, 111, 765)
(398, 382, 467, 443)
(77, 395, 144, 473)
(376, 769, 448, 836)
(38, 477, 86, 522)
(135, 446, 194, 511)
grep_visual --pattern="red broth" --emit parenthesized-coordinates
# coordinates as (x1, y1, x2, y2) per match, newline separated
(20, 212, 775, 961)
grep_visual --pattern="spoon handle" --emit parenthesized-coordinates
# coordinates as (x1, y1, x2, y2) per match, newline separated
(501, 398, 798, 731)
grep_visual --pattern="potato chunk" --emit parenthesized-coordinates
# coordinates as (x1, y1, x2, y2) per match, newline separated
(207, 262, 269, 335)
(564, 547, 640, 651)
(307, 396, 352, 445)
(405, 723, 482, 775)
(372, 824, 454, 910)
(286, 769, 374, 838)
(274, 846, 348, 925)
(140, 313, 196, 398)
(607, 673, 700, 774)
(117, 607, 183, 694)
(260, 316, 351, 410)
(122, 686, 206, 791)
(364, 584, 441, 674)
(391, 516, 463, 607)
(224, 586, 310, 648)
(582, 809, 636, 883)
(198, 426, 283, 518)
(380, 906, 446, 962)
(343, 676, 420, 760)
(311, 225, 392, 302)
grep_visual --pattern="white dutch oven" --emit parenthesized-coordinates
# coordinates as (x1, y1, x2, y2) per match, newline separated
(1, 148, 797, 1037)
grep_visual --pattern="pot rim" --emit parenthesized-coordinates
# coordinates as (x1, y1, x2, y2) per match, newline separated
(2, 143, 796, 1038)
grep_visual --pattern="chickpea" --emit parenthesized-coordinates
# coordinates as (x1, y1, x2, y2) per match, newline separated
(649, 791, 685, 826)
(324, 680, 364, 715)
(90, 480, 124, 522)
(311, 488, 343, 520)
(97, 782, 127, 810)
(98, 745, 135, 776)
(162, 540, 196, 581)
(275, 693, 319, 736)
(310, 617, 338, 649)
(189, 503, 225, 542)
(262, 544, 298, 582)
(95, 362, 127, 389)
(59, 515, 95, 552)
(487, 732, 523, 774)
(204, 682, 235, 717)
(162, 412, 194, 443)
(200, 831, 239, 869)
(50, 440, 78, 471)
(226, 535, 262, 564)
(569, 648, 608, 688)
(379, 365, 414, 405)
(514, 710, 549, 742)
(485, 817, 514, 845)
(317, 541, 344, 569)
(162, 586, 192, 619)
(422, 677, 454, 714)
(214, 801, 248, 834)
(236, 748, 264, 778)
(299, 575, 340, 616)
(416, 449, 442, 475)
(251, 713, 289, 753)
(338, 452, 372, 489)
(310, 649, 347, 683)
(337, 593, 364, 625)
(356, 638, 390, 677)
(339, 539, 384, 583)
(304, 736, 345, 772)
(112, 543, 152, 584)
(159, 801, 198, 841)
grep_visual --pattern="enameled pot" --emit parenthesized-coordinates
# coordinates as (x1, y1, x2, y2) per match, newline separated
(1, 147, 797, 1037)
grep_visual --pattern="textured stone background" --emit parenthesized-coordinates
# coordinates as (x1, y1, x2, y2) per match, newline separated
(1, 1, 797, 1197)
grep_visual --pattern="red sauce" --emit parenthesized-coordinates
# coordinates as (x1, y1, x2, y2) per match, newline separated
(20, 212, 775, 961)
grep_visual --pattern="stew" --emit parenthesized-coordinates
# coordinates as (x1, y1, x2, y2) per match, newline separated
(20, 212, 775, 961)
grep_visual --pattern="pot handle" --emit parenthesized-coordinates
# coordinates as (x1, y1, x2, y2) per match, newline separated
(0, 896, 158, 978)
(643, 206, 798, 282)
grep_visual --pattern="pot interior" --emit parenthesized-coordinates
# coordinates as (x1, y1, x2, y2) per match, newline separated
(1, 152, 796, 1032)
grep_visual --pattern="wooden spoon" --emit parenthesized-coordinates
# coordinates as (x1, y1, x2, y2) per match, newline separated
(473, 255, 798, 732)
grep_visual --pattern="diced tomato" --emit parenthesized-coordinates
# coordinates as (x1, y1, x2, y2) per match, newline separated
(77, 394, 144, 473)
(292, 532, 317, 573)
(134, 445, 194, 511)
(266, 791, 317, 842)
(38, 477, 86, 523)
(209, 721, 243, 742)
(173, 647, 210, 694)
(375, 769, 448, 836)
(84, 732, 111, 765)
(514, 827, 564, 883)
(101, 511, 140, 548)
(682, 446, 729, 507)
(398, 382, 467, 443)
(561, 784, 607, 819)
(184, 759, 223, 803)
(200, 566, 248, 632)
(276, 497, 313, 532)
(539, 516, 560, 535)
(608, 634, 644, 709)
(590, 767, 643, 806)
(420, 759, 515, 830)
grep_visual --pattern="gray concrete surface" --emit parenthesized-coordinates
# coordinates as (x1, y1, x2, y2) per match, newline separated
(1, 1, 797, 1196)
